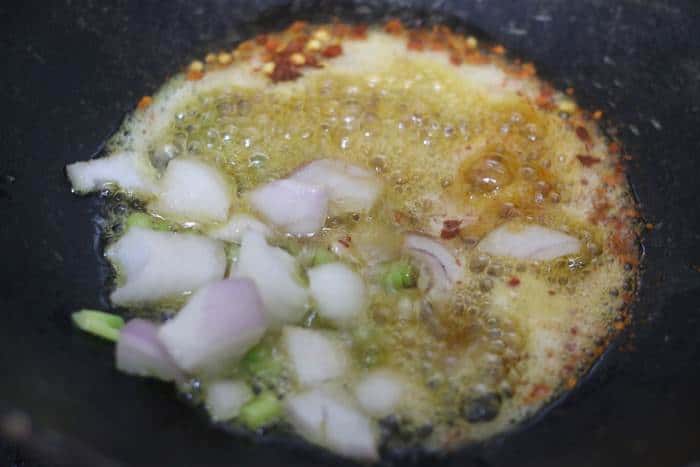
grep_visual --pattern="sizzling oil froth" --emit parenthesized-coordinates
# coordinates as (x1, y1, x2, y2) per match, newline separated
(103, 28, 638, 451)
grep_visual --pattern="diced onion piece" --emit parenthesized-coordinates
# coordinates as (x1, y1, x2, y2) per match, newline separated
(282, 327, 347, 386)
(66, 151, 158, 196)
(233, 231, 308, 325)
(291, 159, 382, 215)
(248, 179, 328, 236)
(106, 227, 226, 306)
(354, 370, 405, 417)
(149, 158, 232, 223)
(116, 319, 184, 382)
(308, 263, 367, 327)
(207, 214, 272, 242)
(403, 234, 461, 282)
(286, 388, 378, 461)
(478, 223, 581, 260)
(205, 380, 253, 422)
(158, 278, 267, 374)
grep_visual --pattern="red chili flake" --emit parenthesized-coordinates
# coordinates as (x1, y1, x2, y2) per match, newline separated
(570, 326, 578, 335)
(508, 276, 521, 287)
(284, 36, 308, 54)
(548, 290, 556, 295)
(440, 219, 462, 239)
(338, 236, 352, 248)
(349, 24, 368, 39)
(518, 62, 536, 77)
(576, 155, 601, 167)
(464, 52, 490, 65)
(449, 54, 463, 65)
(270, 59, 301, 82)
(529, 384, 550, 400)
(384, 19, 403, 35)
(185, 70, 204, 81)
(303, 53, 322, 68)
(321, 44, 343, 58)
(136, 95, 153, 109)
(288, 20, 308, 33)
(265, 37, 281, 53)
(429, 40, 446, 51)
(407, 39, 424, 51)
(535, 94, 553, 108)
(332, 23, 351, 37)
(608, 141, 621, 154)
(575, 126, 591, 142)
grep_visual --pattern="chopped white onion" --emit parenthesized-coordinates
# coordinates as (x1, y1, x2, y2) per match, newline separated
(106, 227, 226, 306)
(248, 179, 328, 236)
(158, 279, 267, 374)
(66, 151, 158, 196)
(233, 231, 308, 325)
(478, 223, 581, 260)
(115, 319, 184, 382)
(286, 388, 378, 461)
(282, 327, 347, 386)
(149, 158, 232, 223)
(207, 214, 272, 243)
(291, 159, 382, 215)
(308, 263, 367, 327)
(354, 369, 405, 417)
(205, 380, 253, 422)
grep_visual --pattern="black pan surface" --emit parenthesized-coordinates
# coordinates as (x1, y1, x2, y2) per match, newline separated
(1, 1, 699, 466)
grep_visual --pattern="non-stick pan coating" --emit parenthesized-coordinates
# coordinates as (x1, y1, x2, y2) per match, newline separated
(1, 1, 699, 466)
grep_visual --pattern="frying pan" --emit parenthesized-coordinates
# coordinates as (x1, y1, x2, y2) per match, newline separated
(1, 1, 699, 466)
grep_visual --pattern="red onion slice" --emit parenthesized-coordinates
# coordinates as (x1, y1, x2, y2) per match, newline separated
(116, 319, 184, 382)
(404, 234, 462, 281)
(478, 224, 581, 260)
(158, 278, 267, 375)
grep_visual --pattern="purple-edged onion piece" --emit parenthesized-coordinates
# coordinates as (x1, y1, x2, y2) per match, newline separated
(403, 234, 462, 298)
(478, 223, 581, 261)
(116, 319, 184, 382)
(158, 278, 267, 375)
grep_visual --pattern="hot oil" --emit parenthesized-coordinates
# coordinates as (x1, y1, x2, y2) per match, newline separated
(109, 51, 635, 448)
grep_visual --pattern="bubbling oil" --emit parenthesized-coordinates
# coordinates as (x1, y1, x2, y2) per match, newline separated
(104, 40, 637, 451)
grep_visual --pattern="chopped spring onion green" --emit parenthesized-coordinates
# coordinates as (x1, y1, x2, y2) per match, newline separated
(72, 309, 125, 342)
(242, 343, 283, 379)
(126, 212, 170, 231)
(239, 391, 283, 429)
(311, 247, 336, 266)
(382, 260, 417, 290)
